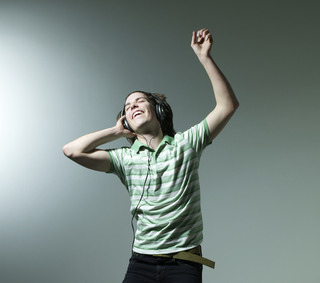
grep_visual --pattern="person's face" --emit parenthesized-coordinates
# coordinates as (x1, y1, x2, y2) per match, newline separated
(124, 92, 158, 132)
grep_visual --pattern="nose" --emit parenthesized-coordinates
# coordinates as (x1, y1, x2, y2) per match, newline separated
(130, 102, 138, 110)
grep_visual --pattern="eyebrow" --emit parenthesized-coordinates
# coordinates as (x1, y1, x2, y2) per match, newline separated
(124, 96, 147, 107)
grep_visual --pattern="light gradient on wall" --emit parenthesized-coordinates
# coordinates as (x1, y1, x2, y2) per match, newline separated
(1, 1, 319, 282)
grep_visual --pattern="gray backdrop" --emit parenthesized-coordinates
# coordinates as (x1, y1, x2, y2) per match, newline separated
(1, 0, 319, 282)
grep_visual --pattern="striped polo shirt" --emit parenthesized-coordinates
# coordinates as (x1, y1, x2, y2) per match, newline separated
(106, 119, 211, 254)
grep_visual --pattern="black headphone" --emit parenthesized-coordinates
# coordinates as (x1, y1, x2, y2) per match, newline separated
(121, 92, 167, 132)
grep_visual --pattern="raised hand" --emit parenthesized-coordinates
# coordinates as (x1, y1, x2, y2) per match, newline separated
(191, 28, 213, 59)
(116, 115, 136, 138)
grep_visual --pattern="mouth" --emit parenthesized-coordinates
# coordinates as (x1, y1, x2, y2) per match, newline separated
(132, 110, 144, 119)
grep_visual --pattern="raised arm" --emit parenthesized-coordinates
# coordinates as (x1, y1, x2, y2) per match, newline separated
(62, 115, 135, 172)
(191, 28, 239, 142)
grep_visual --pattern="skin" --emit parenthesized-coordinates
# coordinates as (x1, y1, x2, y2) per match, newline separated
(124, 92, 164, 149)
(63, 28, 239, 172)
(191, 29, 239, 141)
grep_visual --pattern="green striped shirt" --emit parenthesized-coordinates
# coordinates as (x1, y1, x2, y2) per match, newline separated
(107, 119, 211, 254)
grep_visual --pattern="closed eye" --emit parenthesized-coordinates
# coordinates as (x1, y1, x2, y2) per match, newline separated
(137, 98, 147, 103)
(124, 96, 148, 112)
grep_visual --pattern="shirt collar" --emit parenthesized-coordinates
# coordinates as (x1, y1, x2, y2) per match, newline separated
(131, 135, 174, 153)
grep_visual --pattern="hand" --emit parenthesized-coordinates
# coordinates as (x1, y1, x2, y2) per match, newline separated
(116, 115, 136, 138)
(191, 28, 213, 59)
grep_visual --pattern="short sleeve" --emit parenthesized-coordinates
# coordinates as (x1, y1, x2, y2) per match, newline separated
(105, 148, 128, 187)
(182, 119, 211, 155)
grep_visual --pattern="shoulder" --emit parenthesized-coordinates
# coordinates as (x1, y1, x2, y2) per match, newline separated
(181, 119, 209, 139)
(106, 146, 136, 165)
(174, 119, 211, 153)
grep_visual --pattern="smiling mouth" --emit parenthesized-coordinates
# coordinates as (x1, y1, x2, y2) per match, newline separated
(132, 110, 143, 119)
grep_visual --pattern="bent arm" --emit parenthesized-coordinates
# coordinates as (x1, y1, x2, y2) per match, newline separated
(63, 116, 135, 172)
(191, 29, 239, 142)
(201, 55, 239, 141)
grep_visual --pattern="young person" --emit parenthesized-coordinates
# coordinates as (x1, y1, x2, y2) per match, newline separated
(63, 28, 239, 283)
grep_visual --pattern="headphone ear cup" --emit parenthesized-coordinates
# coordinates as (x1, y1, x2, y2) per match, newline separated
(155, 104, 166, 124)
(121, 109, 134, 132)
(123, 118, 128, 130)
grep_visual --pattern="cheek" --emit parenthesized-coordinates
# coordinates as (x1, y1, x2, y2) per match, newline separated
(126, 112, 132, 121)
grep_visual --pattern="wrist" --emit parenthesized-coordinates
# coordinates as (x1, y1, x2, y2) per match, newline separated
(111, 126, 124, 138)
(198, 54, 213, 64)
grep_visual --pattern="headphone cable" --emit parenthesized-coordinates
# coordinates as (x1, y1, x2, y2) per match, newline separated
(130, 135, 154, 251)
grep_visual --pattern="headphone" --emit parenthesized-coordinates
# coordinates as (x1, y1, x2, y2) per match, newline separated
(121, 92, 167, 132)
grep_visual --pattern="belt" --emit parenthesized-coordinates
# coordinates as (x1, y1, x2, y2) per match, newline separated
(152, 246, 215, 269)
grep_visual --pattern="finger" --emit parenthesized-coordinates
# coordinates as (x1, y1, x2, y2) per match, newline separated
(196, 29, 208, 43)
(205, 33, 212, 42)
(118, 114, 126, 122)
(191, 31, 197, 46)
(196, 30, 202, 40)
(201, 29, 210, 37)
(196, 31, 204, 43)
(197, 28, 208, 35)
(200, 29, 211, 41)
(199, 28, 212, 43)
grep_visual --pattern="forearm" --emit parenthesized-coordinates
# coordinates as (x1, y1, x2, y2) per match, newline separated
(198, 55, 239, 110)
(63, 126, 121, 158)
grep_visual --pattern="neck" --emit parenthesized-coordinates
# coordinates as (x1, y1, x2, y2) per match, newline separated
(136, 130, 164, 150)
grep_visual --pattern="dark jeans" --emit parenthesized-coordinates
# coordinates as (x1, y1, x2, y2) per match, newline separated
(122, 252, 203, 283)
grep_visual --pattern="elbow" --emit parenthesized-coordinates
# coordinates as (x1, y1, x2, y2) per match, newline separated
(62, 144, 71, 158)
(230, 96, 240, 113)
(228, 100, 239, 116)
(233, 100, 240, 111)
(62, 143, 77, 159)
